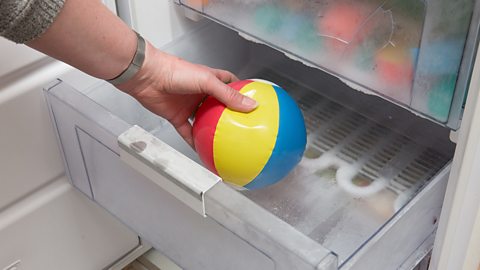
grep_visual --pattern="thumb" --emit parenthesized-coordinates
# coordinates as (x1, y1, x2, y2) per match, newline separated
(208, 80, 257, 112)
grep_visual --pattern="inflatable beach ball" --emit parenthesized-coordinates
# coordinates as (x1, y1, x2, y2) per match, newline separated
(193, 79, 307, 190)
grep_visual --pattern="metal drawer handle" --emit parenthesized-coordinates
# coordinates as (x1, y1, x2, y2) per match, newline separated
(118, 125, 221, 216)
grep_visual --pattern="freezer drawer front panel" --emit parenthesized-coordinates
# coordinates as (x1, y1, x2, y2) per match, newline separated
(77, 128, 276, 270)
(45, 22, 455, 270)
(178, 0, 480, 129)
(339, 165, 450, 269)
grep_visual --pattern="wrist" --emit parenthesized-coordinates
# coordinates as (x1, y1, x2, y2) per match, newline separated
(107, 31, 146, 85)
(115, 40, 163, 94)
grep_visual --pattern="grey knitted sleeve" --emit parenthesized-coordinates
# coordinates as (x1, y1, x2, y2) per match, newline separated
(0, 0, 66, 44)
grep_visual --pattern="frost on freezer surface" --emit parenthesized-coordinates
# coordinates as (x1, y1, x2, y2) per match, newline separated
(183, 0, 423, 104)
(181, 0, 475, 124)
(241, 80, 451, 264)
(411, 0, 474, 122)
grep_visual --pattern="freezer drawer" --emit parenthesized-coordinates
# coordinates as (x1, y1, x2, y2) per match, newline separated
(45, 22, 455, 269)
(178, 0, 480, 129)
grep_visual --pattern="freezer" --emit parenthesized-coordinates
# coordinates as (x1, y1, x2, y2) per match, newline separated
(44, 21, 460, 269)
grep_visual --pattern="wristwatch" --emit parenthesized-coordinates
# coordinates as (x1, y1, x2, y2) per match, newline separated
(107, 31, 146, 85)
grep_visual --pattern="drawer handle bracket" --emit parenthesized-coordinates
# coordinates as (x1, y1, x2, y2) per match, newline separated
(118, 125, 221, 216)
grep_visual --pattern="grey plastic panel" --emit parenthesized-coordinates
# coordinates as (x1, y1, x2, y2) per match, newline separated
(341, 164, 451, 269)
(118, 125, 221, 216)
(205, 183, 337, 270)
(77, 128, 276, 270)
(44, 79, 128, 198)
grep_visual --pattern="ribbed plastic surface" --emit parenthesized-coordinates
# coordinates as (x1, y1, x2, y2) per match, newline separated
(244, 69, 452, 265)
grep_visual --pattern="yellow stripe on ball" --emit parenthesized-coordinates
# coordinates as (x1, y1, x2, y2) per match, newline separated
(213, 81, 279, 187)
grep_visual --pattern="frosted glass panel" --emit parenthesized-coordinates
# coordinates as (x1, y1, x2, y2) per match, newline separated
(180, 0, 477, 128)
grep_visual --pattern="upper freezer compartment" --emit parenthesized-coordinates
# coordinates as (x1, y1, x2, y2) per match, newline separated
(178, 0, 479, 129)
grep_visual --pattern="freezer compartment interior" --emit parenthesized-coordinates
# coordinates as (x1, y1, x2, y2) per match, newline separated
(179, 0, 479, 128)
(66, 22, 455, 266)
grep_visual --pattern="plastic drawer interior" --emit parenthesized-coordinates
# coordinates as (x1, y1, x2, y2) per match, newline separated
(178, 0, 480, 129)
(45, 22, 455, 269)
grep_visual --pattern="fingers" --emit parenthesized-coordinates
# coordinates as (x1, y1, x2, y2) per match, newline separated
(205, 79, 258, 112)
(175, 122, 195, 149)
(208, 68, 239, 84)
(203, 67, 257, 112)
(166, 59, 256, 114)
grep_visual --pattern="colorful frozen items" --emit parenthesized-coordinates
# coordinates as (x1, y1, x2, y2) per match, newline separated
(427, 75, 457, 121)
(373, 45, 415, 103)
(316, 3, 371, 52)
(254, 4, 284, 33)
(192, 79, 307, 190)
(418, 39, 464, 75)
(374, 45, 414, 86)
(279, 13, 307, 42)
(418, 39, 465, 120)
(254, 3, 321, 51)
(295, 19, 322, 51)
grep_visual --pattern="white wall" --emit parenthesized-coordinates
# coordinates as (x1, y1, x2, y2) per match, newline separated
(0, 41, 45, 78)
(117, 0, 196, 48)
(0, 37, 139, 270)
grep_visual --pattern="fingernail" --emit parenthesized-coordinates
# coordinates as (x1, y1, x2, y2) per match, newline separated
(242, 96, 258, 108)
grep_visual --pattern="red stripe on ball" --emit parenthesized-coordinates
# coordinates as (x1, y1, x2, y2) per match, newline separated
(193, 79, 253, 175)
(229, 79, 254, 91)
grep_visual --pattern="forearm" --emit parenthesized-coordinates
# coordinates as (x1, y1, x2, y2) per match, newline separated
(8, 0, 256, 146)
(26, 0, 136, 80)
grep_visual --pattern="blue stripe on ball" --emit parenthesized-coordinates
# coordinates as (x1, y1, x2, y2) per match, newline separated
(245, 85, 307, 189)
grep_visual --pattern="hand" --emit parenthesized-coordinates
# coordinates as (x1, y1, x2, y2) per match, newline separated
(116, 42, 258, 147)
